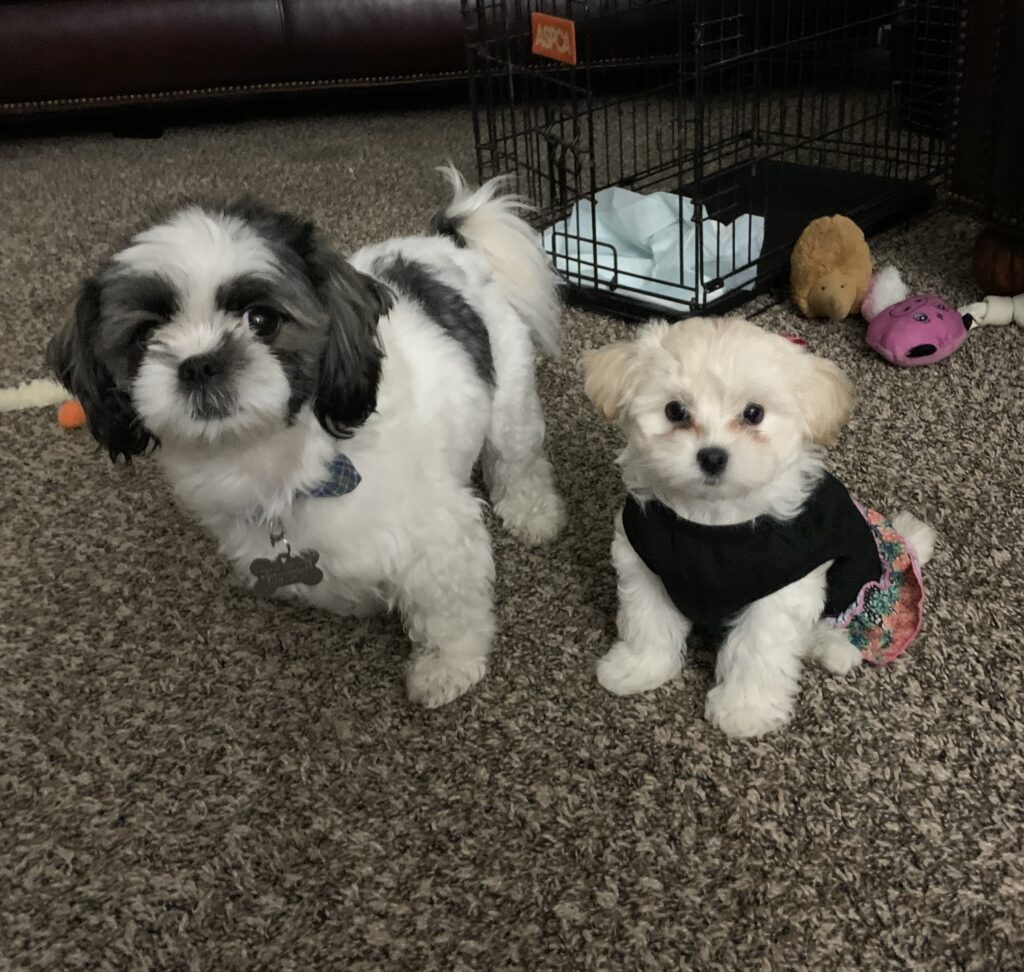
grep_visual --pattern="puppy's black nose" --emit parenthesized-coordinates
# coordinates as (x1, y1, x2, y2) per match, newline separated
(697, 447, 729, 477)
(178, 351, 228, 386)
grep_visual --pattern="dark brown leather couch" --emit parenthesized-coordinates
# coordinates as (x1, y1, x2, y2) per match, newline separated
(0, 0, 885, 120)
(0, 0, 467, 116)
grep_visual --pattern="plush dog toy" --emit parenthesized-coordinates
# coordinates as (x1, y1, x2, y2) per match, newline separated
(791, 215, 873, 320)
(862, 266, 1019, 367)
(861, 267, 968, 366)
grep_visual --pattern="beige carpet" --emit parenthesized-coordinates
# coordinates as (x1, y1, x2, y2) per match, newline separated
(1, 107, 1022, 970)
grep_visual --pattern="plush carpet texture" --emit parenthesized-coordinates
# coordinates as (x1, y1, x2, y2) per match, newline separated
(1, 107, 1022, 971)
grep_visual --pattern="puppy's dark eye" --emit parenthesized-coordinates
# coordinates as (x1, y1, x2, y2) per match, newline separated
(244, 306, 283, 340)
(665, 401, 691, 425)
(742, 403, 765, 425)
(132, 320, 160, 347)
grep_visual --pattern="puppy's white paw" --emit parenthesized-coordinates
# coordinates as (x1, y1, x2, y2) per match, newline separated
(495, 487, 567, 547)
(704, 685, 791, 738)
(407, 651, 487, 708)
(892, 510, 937, 566)
(807, 624, 863, 675)
(597, 640, 681, 696)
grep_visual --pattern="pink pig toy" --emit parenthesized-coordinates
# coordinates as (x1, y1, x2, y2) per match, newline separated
(861, 266, 973, 367)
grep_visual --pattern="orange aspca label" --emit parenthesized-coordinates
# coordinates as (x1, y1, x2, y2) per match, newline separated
(531, 12, 577, 65)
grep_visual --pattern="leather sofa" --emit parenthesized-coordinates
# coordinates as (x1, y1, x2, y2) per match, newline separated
(0, 1, 882, 121)
(0, 0, 467, 117)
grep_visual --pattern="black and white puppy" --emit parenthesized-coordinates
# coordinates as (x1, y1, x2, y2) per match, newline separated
(49, 167, 566, 706)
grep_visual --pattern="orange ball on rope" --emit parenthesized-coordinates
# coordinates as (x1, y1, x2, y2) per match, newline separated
(57, 399, 87, 429)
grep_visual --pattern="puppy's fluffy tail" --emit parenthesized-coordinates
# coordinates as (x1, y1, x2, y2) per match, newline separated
(893, 511, 937, 566)
(431, 164, 561, 357)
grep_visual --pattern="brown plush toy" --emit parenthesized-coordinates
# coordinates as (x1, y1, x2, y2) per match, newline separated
(790, 215, 873, 320)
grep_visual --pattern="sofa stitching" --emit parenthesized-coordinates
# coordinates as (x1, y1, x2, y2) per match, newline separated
(0, 72, 467, 112)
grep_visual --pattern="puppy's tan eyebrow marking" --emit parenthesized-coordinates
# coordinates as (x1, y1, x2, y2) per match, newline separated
(728, 417, 768, 440)
(661, 419, 704, 437)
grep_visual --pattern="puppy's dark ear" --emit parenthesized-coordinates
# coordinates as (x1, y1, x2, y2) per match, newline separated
(47, 277, 156, 462)
(306, 242, 391, 438)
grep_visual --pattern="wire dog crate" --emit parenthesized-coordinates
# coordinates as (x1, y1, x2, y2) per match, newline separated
(462, 0, 963, 318)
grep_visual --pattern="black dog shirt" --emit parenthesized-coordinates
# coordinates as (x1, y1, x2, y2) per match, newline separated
(622, 473, 884, 641)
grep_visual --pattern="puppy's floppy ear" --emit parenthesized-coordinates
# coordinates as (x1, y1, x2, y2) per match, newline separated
(581, 341, 639, 423)
(796, 352, 853, 446)
(305, 239, 391, 438)
(46, 277, 156, 462)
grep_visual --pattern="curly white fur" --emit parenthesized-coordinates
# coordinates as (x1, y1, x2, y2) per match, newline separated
(583, 317, 935, 738)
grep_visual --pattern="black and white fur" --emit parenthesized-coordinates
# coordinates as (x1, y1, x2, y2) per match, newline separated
(49, 166, 566, 707)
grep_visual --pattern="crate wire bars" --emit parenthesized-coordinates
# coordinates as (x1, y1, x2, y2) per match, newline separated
(462, 0, 963, 319)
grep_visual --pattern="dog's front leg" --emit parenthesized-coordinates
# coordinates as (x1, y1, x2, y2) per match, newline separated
(704, 563, 829, 738)
(597, 513, 691, 696)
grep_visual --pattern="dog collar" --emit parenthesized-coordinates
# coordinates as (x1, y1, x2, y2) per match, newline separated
(303, 453, 361, 499)
(250, 452, 361, 521)
(247, 453, 360, 598)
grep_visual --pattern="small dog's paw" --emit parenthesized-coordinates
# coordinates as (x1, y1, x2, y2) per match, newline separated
(407, 651, 487, 708)
(597, 640, 681, 696)
(495, 488, 566, 547)
(892, 510, 937, 566)
(807, 624, 863, 675)
(704, 685, 791, 738)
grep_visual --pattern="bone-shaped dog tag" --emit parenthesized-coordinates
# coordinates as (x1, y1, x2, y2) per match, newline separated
(249, 549, 324, 598)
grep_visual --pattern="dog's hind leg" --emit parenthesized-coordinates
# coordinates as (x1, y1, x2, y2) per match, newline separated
(481, 308, 566, 547)
(401, 486, 496, 708)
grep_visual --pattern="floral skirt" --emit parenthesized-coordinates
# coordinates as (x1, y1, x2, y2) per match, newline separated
(833, 505, 926, 665)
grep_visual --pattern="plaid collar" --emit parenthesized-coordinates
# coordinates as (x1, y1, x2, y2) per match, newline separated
(250, 453, 360, 525)
(303, 453, 361, 499)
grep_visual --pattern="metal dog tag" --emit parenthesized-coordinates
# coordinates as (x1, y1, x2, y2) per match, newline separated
(249, 548, 324, 598)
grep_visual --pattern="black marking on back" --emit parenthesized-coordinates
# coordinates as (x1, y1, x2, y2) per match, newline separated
(429, 210, 467, 247)
(373, 255, 494, 385)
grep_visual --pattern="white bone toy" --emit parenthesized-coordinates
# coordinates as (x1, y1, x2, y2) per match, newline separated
(958, 294, 1024, 326)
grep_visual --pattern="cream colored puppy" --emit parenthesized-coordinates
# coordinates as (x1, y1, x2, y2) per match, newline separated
(582, 318, 934, 738)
